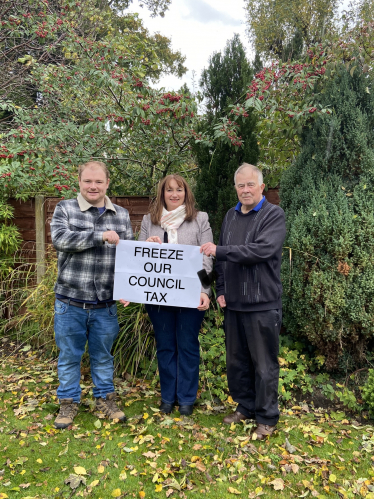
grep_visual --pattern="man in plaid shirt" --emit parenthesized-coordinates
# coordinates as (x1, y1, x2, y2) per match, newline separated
(51, 161, 133, 429)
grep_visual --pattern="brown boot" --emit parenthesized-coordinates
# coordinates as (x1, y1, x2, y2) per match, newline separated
(223, 411, 249, 424)
(54, 398, 79, 429)
(254, 423, 276, 440)
(96, 392, 126, 422)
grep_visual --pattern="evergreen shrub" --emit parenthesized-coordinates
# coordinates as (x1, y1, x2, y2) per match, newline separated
(280, 66, 374, 369)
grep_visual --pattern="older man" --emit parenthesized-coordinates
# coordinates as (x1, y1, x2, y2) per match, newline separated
(201, 163, 286, 439)
(51, 161, 133, 429)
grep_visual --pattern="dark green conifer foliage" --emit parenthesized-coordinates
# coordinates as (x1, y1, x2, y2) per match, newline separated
(280, 66, 374, 369)
(194, 35, 259, 239)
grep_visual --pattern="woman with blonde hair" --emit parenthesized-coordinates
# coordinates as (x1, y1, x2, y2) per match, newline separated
(139, 174, 213, 416)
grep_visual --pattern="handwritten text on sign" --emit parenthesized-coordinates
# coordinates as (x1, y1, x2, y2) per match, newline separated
(113, 240, 203, 308)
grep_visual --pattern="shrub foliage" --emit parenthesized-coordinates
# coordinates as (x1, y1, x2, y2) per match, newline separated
(280, 66, 374, 369)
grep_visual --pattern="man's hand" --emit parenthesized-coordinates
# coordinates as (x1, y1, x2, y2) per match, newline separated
(197, 293, 210, 311)
(119, 299, 130, 307)
(217, 295, 226, 308)
(146, 236, 162, 244)
(103, 230, 120, 245)
(200, 242, 217, 257)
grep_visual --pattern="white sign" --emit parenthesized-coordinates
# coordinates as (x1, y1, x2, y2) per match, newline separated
(113, 240, 203, 308)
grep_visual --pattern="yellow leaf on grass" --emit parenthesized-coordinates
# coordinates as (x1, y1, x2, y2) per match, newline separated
(98, 465, 105, 473)
(0, 494, 9, 499)
(139, 491, 146, 498)
(74, 466, 87, 475)
(36, 459, 43, 464)
(329, 474, 337, 483)
(228, 486, 241, 495)
(143, 413, 149, 419)
(90, 480, 99, 487)
(155, 484, 163, 492)
(191, 456, 200, 463)
(111, 489, 121, 497)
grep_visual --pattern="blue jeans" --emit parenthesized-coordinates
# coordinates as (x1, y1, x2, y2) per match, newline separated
(54, 299, 119, 403)
(145, 305, 205, 406)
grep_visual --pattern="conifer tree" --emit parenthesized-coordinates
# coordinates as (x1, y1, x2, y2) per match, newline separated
(280, 66, 374, 369)
(194, 35, 259, 239)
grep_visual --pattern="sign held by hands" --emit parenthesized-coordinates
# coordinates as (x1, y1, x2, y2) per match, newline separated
(113, 240, 203, 308)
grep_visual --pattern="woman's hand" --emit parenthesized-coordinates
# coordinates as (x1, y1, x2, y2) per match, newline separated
(197, 293, 210, 311)
(146, 236, 162, 244)
(119, 299, 130, 307)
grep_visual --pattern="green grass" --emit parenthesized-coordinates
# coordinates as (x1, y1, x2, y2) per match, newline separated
(1, 352, 374, 499)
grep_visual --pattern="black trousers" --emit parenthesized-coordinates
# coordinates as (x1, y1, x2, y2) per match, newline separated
(224, 308, 281, 426)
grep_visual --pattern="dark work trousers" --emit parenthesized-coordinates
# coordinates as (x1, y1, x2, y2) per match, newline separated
(145, 305, 205, 406)
(224, 308, 281, 426)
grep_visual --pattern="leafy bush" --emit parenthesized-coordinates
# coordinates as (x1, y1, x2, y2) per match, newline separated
(0, 200, 21, 278)
(2, 253, 57, 350)
(278, 335, 326, 404)
(199, 305, 227, 402)
(280, 66, 374, 369)
(362, 369, 374, 417)
(113, 302, 156, 379)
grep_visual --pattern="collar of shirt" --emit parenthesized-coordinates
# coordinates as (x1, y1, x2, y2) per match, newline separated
(235, 195, 266, 214)
(77, 193, 116, 213)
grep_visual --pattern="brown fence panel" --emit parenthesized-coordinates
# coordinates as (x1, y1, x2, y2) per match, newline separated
(264, 188, 280, 205)
(9, 198, 37, 262)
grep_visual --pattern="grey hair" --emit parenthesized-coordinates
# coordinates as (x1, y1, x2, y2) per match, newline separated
(234, 163, 263, 186)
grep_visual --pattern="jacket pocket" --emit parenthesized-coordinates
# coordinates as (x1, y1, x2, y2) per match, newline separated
(68, 220, 94, 231)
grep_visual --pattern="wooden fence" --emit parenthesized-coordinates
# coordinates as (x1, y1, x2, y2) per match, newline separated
(9, 189, 280, 282)
(9, 196, 151, 283)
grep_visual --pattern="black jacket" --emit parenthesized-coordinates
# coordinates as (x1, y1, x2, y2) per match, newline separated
(215, 200, 286, 312)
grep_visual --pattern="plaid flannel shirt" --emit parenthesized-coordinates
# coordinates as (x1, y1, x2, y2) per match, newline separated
(51, 194, 134, 302)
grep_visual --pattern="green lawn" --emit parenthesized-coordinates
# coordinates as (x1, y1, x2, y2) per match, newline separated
(1, 351, 374, 499)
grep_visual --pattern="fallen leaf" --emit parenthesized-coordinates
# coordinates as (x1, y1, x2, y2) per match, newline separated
(111, 489, 121, 497)
(94, 419, 102, 429)
(142, 451, 156, 459)
(64, 473, 86, 490)
(228, 486, 241, 495)
(291, 463, 299, 474)
(36, 459, 43, 464)
(155, 484, 163, 492)
(166, 489, 174, 498)
(139, 491, 146, 498)
(196, 462, 206, 472)
(193, 444, 202, 450)
(74, 466, 87, 475)
(89, 480, 99, 487)
(98, 465, 105, 473)
(285, 438, 297, 454)
(270, 478, 285, 490)
(329, 474, 337, 483)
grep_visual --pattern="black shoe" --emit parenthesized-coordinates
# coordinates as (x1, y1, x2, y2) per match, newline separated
(179, 405, 193, 416)
(160, 402, 175, 414)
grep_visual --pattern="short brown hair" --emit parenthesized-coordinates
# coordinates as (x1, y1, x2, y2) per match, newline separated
(150, 174, 198, 225)
(78, 161, 109, 180)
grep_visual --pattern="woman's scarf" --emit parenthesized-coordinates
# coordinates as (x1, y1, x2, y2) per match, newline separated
(160, 205, 186, 244)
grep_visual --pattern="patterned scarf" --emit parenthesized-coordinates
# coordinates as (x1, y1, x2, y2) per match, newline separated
(160, 205, 186, 244)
